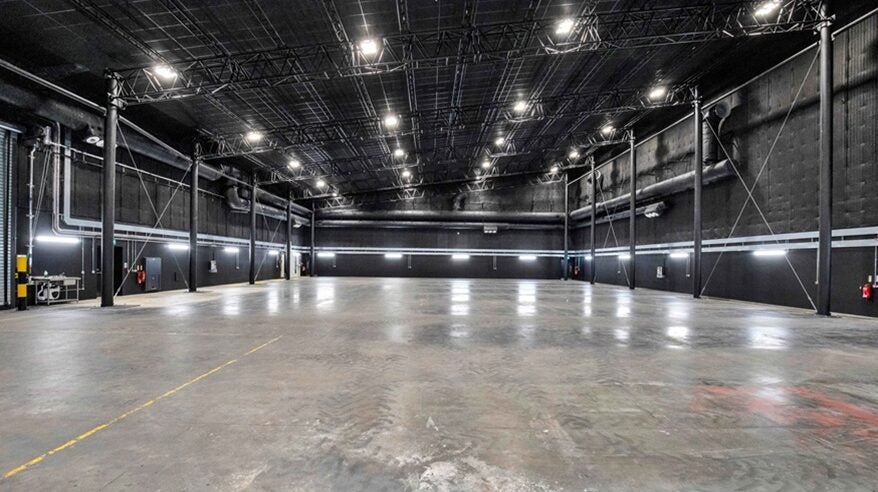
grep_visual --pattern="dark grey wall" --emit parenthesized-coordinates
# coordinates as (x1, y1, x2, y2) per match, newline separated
(568, 16, 878, 317)
(315, 253, 563, 280)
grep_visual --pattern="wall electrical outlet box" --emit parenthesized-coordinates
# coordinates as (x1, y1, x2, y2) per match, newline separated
(657, 266, 665, 279)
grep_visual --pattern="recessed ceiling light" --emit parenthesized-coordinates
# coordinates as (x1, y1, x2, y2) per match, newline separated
(755, 0, 781, 17)
(648, 86, 668, 100)
(569, 150, 580, 159)
(153, 64, 177, 80)
(316, 179, 326, 188)
(555, 17, 575, 36)
(244, 131, 263, 143)
(481, 160, 492, 169)
(401, 170, 411, 179)
(384, 114, 399, 129)
(288, 159, 301, 169)
(601, 125, 614, 135)
(393, 148, 405, 158)
(494, 136, 505, 146)
(359, 38, 379, 56)
(513, 100, 528, 113)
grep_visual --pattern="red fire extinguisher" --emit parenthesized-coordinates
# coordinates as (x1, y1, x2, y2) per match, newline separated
(862, 280, 873, 300)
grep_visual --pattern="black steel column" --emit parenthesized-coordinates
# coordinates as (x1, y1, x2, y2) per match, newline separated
(249, 174, 257, 285)
(285, 192, 292, 281)
(817, 11, 833, 315)
(310, 205, 316, 277)
(590, 157, 596, 285)
(628, 131, 636, 290)
(188, 144, 200, 293)
(693, 89, 703, 299)
(564, 172, 570, 280)
(101, 73, 120, 307)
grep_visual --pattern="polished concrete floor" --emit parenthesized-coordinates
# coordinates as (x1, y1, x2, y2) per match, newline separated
(2, 277, 878, 490)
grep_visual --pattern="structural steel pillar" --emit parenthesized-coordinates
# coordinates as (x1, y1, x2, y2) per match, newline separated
(817, 11, 833, 315)
(188, 143, 200, 293)
(693, 89, 703, 299)
(310, 205, 316, 277)
(628, 131, 636, 290)
(101, 73, 120, 307)
(285, 192, 292, 281)
(590, 157, 596, 285)
(564, 172, 570, 280)
(249, 174, 257, 285)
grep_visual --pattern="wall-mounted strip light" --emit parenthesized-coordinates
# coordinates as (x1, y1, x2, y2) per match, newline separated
(35, 235, 80, 245)
(384, 253, 403, 259)
(519, 255, 538, 261)
(753, 249, 787, 257)
(317, 252, 336, 258)
(584, 255, 593, 261)
(223, 247, 239, 253)
(268, 250, 280, 256)
(618, 253, 631, 260)
(166, 243, 189, 251)
(451, 254, 470, 260)
(669, 252, 689, 259)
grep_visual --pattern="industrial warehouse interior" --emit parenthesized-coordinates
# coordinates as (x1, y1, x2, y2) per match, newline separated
(1, 0, 878, 489)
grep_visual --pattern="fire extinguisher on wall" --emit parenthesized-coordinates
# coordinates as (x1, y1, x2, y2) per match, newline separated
(862, 276, 874, 300)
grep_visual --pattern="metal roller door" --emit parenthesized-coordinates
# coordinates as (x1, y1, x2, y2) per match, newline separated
(0, 128, 12, 308)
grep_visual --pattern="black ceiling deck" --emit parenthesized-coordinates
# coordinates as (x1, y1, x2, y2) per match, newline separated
(0, 1, 867, 204)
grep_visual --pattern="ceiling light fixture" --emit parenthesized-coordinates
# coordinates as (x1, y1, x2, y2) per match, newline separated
(481, 160, 492, 169)
(550, 164, 560, 173)
(393, 148, 405, 158)
(244, 131, 263, 143)
(288, 158, 301, 169)
(383, 114, 399, 129)
(601, 125, 615, 135)
(401, 170, 411, 179)
(331, 191, 339, 197)
(153, 64, 177, 80)
(316, 179, 326, 188)
(755, 0, 781, 17)
(359, 38, 380, 56)
(494, 136, 505, 146)
(648, 86, 668, 100)
(555, 17, 575, 36)
(513, 100, 528, 113)
(569, 150, 580, 160)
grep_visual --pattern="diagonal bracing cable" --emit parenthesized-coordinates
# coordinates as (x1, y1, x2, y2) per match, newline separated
(113, 126, 193, 296)
(117, 128, 190, 288)
(253, 191, 283, 280)
(699, 51, 819, 309)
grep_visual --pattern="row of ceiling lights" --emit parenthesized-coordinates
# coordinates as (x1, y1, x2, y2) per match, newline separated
(144, 0, 781, 196)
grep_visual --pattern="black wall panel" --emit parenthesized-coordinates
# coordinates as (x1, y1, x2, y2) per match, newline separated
(316, 253, 563, 280)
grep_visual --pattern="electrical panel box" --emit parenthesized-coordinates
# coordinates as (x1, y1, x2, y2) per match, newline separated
(144, 257, 161, 291)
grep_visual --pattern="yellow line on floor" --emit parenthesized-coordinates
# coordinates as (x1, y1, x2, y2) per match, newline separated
(2, 335, 282, 480)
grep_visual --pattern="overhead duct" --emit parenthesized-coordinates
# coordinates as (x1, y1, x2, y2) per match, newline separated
(0, 60, 299, 211)
(225, 185, 309, 223)
(570, 160, 734, 221)
(316, 209, 564, 225)
(703, 102, 731, 164)
(316, 220, 561, 230)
